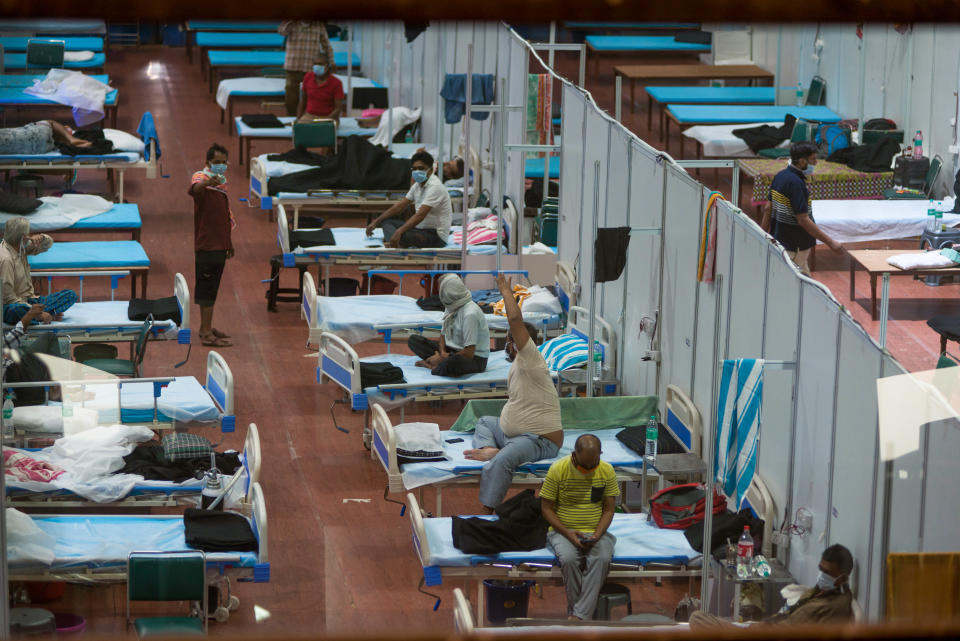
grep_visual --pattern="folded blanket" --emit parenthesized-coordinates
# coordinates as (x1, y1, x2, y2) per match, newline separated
(887, 250, 958, 270)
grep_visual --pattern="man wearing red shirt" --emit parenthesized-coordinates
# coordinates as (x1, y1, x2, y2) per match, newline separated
(297, 56, 345, 123)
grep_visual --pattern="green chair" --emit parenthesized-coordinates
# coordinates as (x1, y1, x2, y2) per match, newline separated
(757, 120, 812, 159)
(26, 39, 65, 69)
(260, 67, 285, 78)
(883, 154, 942, 200)
(127, 551, 207, 639)
(83, 317, 152, 377)
(805, 75, 826, 106)
(292, 120, 337, 152)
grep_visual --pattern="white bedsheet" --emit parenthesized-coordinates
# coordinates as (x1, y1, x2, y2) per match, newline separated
(681, 121, 784, 157)
(34, 301, 178, 339)
(812, 197, 958, 244)
(76, 376, 219, 424)
(216, 74, 378, 109)
(0, 194, 113, 230)
(293, 226, 499, 256)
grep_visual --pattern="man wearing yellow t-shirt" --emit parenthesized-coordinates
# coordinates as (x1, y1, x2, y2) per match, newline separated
(540, 434, 619, 620)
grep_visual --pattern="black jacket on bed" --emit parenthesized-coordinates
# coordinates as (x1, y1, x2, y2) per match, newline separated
(452, 489, 548, 554)
(826, 138, 901, 173)
(266, 136, 412, 195)
(732, 115, 797, 154)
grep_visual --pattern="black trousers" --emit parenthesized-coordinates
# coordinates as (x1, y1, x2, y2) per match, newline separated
(381, 219, 446, 248)
(408, 334, 487, 377)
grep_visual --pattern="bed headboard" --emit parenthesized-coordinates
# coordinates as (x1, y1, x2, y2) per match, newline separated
(665, 384, 702, 456)
(243, 423, 262, 501)
(276, 203, 291, 255)
(318, 331, 363, 398)
(452, 588, 475, 634)
(301, 271, 319, 333)
(567, 305, 616, 372)
(205, 350, 235, 433)
(174, 273, 191, 344)
(249, 481, 269, 565)
(370, 403, 402, 491)
(406, 492, 432, 569)
(742, 475, 776, 557)
(555, 261, 576, 312)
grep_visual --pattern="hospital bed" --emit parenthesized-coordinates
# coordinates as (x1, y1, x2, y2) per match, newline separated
(195, 31, 284, 75)
(28, 240, 151, 298)
(0, 36, 104, 52)
(236, 116, 371, 169)
(3, 53, 106, 73)
(811, 197, 959, 245)
(6, 421, 258, 509)
(0, 73, 118, 127)
(206, 48, 362, 92)
(52, 203, 142, 241)
(216, 75, 381, 134)
(681, 121, 786, 158)
(0, 19, 107, 36)
(585, 35, 710, 74)
(184, 20, 282, 63)
(645, 86, 776, 139)
(664, 105, 841, 156)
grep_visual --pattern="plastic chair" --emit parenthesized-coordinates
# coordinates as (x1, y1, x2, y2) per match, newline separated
(83, 317, 152, 377)
(805, 75, 826, 106)
(26, 39, 65, 68)
(883, 155, 942, 200)
(127, 551, 207, 639)
(757, 120, 812, 159)
(292, 120, 337, 152)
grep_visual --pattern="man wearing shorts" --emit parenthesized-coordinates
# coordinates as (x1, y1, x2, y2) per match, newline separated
(188, 143, 234, 347)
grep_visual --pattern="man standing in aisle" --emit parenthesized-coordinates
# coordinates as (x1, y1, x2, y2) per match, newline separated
(279, 20, 335, 117)
(760, 141, 843, 275)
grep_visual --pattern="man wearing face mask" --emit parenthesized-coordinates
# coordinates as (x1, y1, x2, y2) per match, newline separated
(408, 274, 489, 376)
(0, 217, 76, 325)
(297, 56, 344, 124)
(365, 150, 451, 249)
(464, 274, 563, 512)
(540, 433, 619, 620)
(689, 543, 855, 627)
(760, 141, 843, 275)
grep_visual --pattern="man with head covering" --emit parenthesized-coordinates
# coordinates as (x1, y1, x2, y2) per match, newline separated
(407, 274, 489, 377)
(0, 217, 77, 325)
(464, 274, 563, 512)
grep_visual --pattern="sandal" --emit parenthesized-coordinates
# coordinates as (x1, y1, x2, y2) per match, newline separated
(211, 328, 231, 339)
(200, 334, 233, 347)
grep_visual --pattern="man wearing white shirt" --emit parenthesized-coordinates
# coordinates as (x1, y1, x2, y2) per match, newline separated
(365, 150, 452, 248)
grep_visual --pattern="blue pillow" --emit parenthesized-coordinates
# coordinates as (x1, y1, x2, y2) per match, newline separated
(539, 334, 594, 371)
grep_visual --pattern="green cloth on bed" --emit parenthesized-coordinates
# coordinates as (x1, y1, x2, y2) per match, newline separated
(448, 396, 659, 432)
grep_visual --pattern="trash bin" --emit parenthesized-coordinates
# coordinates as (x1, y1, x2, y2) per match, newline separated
(54, 613, 86, 635)
(483, 579, 534, 625)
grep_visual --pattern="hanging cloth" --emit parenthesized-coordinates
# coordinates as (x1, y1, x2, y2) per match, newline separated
(715, 358, 763, 509)
(593, 227, 631, 283)
(440, 74, 495, 124)
(537, 74, 553, 145)
(698, 191, 724, 282)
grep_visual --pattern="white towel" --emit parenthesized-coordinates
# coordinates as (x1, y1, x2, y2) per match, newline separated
(370, 107, 422, 148)
(716, 358, 763, 509)
(23, 68, 112, 126)
(887, 252, 956, 270)
(394, 422, 443, 455)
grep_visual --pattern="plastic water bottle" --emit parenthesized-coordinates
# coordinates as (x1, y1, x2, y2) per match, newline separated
(935, 209, 943, 232)
(913, 130, 923, 159)
(753, 554, 772, 577)
(644, 415, 658, 462)
(736, 526, 754, 579)
(927, 201, 937, 232)
(795, 82, 804, 107)
(2, 394, 13, 440)
(404, 130, 413, 144)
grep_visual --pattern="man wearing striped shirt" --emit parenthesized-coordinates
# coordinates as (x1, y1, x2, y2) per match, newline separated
(540, 434, 619, 620)
(760, 141, 842, 275)
(279, 21, 335, 117)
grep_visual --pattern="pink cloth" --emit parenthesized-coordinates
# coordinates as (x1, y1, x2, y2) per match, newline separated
(361, 108, 385, 119)
(450, 215, 503, 246)
(4, 448, 65, 483)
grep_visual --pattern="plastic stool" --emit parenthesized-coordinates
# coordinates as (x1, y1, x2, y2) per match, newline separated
(920, 228, 960, 286)
(10, 608, 56, 637)
(593, 582, 632, 620)
(8, 174, 44, 198)
(74, 343, 119, 363)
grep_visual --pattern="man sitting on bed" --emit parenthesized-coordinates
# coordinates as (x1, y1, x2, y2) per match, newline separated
(296, 54, 344, 124)
(0, 217, 77, 326)
(408, 274, 490, 377)
(540, 433, 619, 621)
(364, 150, 451, 249)
(464, 274, 563, 512)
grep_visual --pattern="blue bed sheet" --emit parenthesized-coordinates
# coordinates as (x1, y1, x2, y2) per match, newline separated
(422, 512, 698, 567)
(666, 104, 841, 124)
(0, 36, 104, 52)
(525, 157, 560, 179)
(4, 52, 105, 70)
(187, 20, 280, 31)
(646, 86, 775, 104)
(0, 84, 116, 107)
(585, 35, 710, 52)
(28, 240, 149, 269)
(69, 204, 141, 230)
(195, 32, 285, 48)
(208, 49, 361, 69)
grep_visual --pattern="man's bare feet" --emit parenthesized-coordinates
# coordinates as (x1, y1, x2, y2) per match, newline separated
(463, 447, 499, 461)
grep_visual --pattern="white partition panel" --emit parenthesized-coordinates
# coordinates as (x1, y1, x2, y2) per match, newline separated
(599, 124, 630, 343)
(576, 108, 612, 314)
(504, 33, 528, 209)
(921, 417, 960, 552)
(558, 85, 586, 267)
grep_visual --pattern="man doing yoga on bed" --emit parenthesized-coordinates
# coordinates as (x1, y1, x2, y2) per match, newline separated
(0, 217, 77, 326)
(408, 274, 489, 376)
(464, 274, 563, 512)
(364, 150, 451, 249)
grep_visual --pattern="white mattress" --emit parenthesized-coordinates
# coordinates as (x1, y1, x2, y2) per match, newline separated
(812, 197, 958, 244)
(77, 376, 219, 424)
(681, 121, 785, 157)
(216, 74, 378, 109)
(32, 301, 177, 339)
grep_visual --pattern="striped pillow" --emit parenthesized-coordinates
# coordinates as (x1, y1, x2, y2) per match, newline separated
(538, 334, 597, 371)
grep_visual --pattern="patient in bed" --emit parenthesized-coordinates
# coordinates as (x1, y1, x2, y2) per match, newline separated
(0, 217, 77, 326)
(408, 274, 489, 377)
(0, 120, 92, 155)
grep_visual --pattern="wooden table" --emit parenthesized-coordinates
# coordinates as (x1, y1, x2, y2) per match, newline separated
(848, 249, 960, 320)
(613, 64, 774, 114)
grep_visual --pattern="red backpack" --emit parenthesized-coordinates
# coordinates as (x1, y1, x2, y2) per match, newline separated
(649, 483, 726, 530)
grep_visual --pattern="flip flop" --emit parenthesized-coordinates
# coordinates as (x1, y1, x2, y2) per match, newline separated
(200, 334, 232, 347)
(211, 328, 231, 339)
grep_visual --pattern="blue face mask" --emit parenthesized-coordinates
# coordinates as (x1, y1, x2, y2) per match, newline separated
(411, 170, 428, 184)
(802, 164, 815, 176)
(816, 570, 837, 591)
(313, 65, 326, 76)
(209, 163, 227, 176)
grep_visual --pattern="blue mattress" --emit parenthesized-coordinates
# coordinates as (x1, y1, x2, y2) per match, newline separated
(667, 104, 841, 124)
(646, 86, 775, 104)
(195, 32, 285, 48)
(585, 35, 710, 52)
(70, 204, 141, 230)
(567, 22, 699, 29)
(0, 36, 104, 52)
(187, 20, 281, 31)
(28, 240, 149, 269)
(422, 512, 698, 567)
(0, 83, 117, 107)
(4, 52, 105, 70)
(0, 151, 139, 162)
(208, 49, 361, 69)
(236, 115, 370, 138)
(525, 157, 560, 179)
(0, 20, 106, 35)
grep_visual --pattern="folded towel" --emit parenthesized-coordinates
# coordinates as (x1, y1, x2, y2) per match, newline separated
(887, 252, 957, 270)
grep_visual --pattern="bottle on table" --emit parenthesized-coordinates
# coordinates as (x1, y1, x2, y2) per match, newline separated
(736, 525, 754, 579)
(644, 414, 658, 463)
(913, 130, 923, 159)
(935, 209, 944, 232)
(927, 201, 937, 232)
(2, 394, 13, 440)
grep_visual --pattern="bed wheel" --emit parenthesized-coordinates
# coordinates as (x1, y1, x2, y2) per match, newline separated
(214, 606, 231, 623)
(227, 596, 240, 611)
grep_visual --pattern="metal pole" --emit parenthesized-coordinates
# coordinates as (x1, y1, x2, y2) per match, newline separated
(548, 22, 556, 69)
(578, 46, 586, 88)
(774, 26, 782, 106)
(436, 29, 445, 181)
(700, 273, 724, 610)
(497, 78, 506, 273)
(879, 272, 890, 348)
(461, 43, 473, 269)
(586, 161, 600, 398)
(347, 24, 354, 108)
(385, 28, 393, 154)
(615, 75, 622, 122)
(0, 270, 7, 640)
(857, 25, 867, 143)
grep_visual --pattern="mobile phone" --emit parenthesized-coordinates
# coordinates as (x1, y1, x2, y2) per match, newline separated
(445, 438, 464, 444)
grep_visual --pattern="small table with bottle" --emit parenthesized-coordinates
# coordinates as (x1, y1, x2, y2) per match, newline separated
(640, 415, 707, 510)
(717, 526, 794, 621)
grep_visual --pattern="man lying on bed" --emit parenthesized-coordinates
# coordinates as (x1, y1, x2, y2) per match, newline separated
(408, 274, 489, 377)
(0, 120, 92, 155)
(0, 217, 77, 326)
(464, 274, 563, 512)
(364, 150, 451, 249)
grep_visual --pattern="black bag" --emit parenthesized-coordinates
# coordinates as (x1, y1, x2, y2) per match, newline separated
(359, 362, 405, 388)
(615, 424, 686, 457)
(684, 508, 765, 559)
(416, 295, 444, 311)
(953, 167, 960, 213)
(863, 117, 897, 131)
(128, 296, 181, 323)
(241, 114, 284, 128)
(649, 483, 725, 530)
(291, 228, 335, 250)
(893, 156, 929, 190)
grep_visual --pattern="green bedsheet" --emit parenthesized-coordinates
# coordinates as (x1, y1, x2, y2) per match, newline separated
(449, 396, 658, 432)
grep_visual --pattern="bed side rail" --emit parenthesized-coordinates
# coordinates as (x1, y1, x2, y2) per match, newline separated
(174, 272, 191, 344)
(317, 331, 361, 395)
(205, 350, 235, 432)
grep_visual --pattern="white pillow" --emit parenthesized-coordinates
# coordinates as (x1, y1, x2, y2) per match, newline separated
(103, 129, 145, 154)
(521, 285, 562, 315)
(12, 406, 63, 433)
(394, 422, 443, 457)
